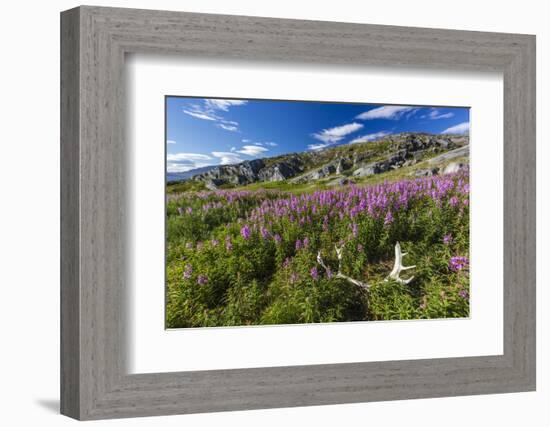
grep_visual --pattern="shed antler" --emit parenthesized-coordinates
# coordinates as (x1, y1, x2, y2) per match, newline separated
(317, 245, 370, 290)
(316, 242, 416, 289)
(385, 242, 416, 284)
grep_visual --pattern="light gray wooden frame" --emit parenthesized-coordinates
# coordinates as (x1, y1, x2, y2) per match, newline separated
(61, 5, 536, 421)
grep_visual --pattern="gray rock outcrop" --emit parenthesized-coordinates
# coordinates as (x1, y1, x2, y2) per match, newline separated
(190, 133, 469, 189)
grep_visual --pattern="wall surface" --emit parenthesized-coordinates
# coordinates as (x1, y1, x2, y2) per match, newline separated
(0, 0, 547, 425)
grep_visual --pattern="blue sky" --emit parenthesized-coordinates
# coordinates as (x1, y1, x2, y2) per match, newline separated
(166, 96, 470, 173)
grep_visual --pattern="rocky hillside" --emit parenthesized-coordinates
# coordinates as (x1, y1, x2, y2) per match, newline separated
(167, 165, 219, 183)
(191, 133, 469, 189)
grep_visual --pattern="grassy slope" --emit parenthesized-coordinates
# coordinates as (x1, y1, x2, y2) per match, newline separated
(166, 169, 470, 328)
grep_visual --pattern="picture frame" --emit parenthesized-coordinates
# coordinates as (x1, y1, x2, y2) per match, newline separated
(60, 5, 536, 420)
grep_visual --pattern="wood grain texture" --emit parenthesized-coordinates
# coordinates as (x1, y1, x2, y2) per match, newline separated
(60, 7, 80, 419)
(60, 5, 536, 420)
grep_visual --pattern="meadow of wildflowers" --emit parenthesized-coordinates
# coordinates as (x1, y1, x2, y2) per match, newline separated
(166, 169, 470, 328)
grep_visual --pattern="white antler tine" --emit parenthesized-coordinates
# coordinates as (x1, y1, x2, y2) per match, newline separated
(335, 244, 343, 260)
(317, 251, 329, 271)
(386, 242, 416, 284)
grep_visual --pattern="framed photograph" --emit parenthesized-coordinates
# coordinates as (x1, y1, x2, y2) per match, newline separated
(164, 96, 472, 330)
(61, 6, 536, 420)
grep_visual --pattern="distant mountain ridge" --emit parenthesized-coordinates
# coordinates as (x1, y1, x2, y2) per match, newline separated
(167, 165, 219, 183)
(189, 132, 469, 190)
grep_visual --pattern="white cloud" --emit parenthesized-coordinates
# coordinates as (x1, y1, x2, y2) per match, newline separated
(182, 108, 219, 121)
(166, 152, 213, 173)
(242, 139, 250, 143)
(349, 131, 391, 144)
(251, 141, 278, 147)
(167, 163, 206, 173)
(230, 146, 236, 152)
(166, 139, 176, 144)
(308, 142, 332, 151)
(236, 145, 269, 156)
(311, 122, 363, 144)
(182, 99, 246, 132)
(422, 108, 455, 120)
(356, 106, 416, 120)
(441, 122, 469, 134)
(212, 151, 244, 165)
(205, 99, 248, 111)
(217, 123, 239, 132)
(223, 120, 239, 126)
(167, 153, 212, 162)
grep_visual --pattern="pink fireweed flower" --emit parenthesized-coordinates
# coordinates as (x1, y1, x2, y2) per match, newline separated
(459, 289, 469, 299)
(273, 234, 282, 244)
(295, 239, 303, 250)
(260, 227, 270, 239)
(310, 267, 319, 280)
(283, 257, 290, 269)
(449, 256, 469, 272)
(211, 239, 219, 247)
(384, 210, 394, 226)
(197, 274, 208, 285)
(290, 272, 299, 284)
(240, 225, 251, 240)
(443, 234, 453, 245)
(183, 264, 192, 279)
(303, 237, 310, 248)
(449, 196, 459, 207)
